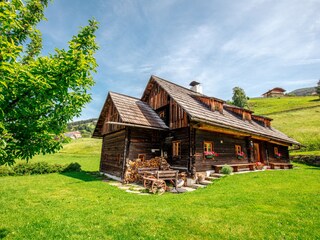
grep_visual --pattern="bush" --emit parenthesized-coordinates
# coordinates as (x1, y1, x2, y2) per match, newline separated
(0, 161, 81, 177)
(221, 164, 233, 175)
(13, 162, 33, 175)
(0, 165, 15, 176)
(63, 162, 81, 172)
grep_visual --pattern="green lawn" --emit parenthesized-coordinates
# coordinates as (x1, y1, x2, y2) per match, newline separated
(30, 138, 102, 171)
(248, 96, 320, 115)
(0, 139, 320, 239)
(249, 96, 320, 153)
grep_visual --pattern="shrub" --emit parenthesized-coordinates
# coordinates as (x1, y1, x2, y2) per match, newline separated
(221, 164, 233, 175)
(51, 163, 66, 173)
(13, 162, 33, 175)
(62, 162, 81, 172)
(0, 165, 15, 176)
(1, 161, 82, 177)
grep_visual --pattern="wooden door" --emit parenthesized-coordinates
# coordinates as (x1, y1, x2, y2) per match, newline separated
(254, 143, 260, 162)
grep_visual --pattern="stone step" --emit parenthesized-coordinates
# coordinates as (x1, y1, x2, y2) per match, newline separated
(205, 176, 219, 181)
(190, 184, 207, 189)
(181, 187, 197, 192)
(210, 173, 224, 178)
(199, 180, 213, 185)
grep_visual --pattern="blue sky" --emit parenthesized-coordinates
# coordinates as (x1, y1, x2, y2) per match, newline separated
(38, 0, 320, 120)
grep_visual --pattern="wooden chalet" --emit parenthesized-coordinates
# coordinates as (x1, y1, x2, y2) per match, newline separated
(93, 76, 300, 179)
(262, 87, 286, 97)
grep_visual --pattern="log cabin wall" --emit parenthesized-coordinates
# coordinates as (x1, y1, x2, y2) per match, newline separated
(144, 81, 189, 129)
(127, 128, 163, 160)
(194, 129, 248, 171)
(147, 84, 169, 110)
(101, 97, 124, 135)
(266, 143, 289, 163)
(170, 99, 189, 129)
(100, 129, 126, 177)
(165, 127, 190, 168)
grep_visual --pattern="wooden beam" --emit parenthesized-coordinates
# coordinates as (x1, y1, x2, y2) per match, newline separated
(195, 123, 250, 138)
(194, 123, 291, 146)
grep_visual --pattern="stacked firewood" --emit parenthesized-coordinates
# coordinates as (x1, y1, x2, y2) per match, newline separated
(123, 157, 170, 183)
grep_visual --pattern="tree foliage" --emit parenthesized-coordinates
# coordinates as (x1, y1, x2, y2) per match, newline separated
(317, 80, 320, 98)
(232, 87, 248, 108)
(0, 0, 99, 165)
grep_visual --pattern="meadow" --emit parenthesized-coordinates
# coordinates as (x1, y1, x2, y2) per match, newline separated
(1, 96, 319, 239)
(0, 138, 319, 239)
(249, 96, 320, 153)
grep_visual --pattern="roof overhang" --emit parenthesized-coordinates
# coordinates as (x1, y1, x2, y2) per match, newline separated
(106, 121, 169, 131)
(191, 118, 300, 147)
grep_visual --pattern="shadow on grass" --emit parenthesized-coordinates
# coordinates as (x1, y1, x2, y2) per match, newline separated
(0, 228, 9, 239)
(310, 98, 320, 102)
(305, 166, 320, 170)
(60, 171, 105, 182)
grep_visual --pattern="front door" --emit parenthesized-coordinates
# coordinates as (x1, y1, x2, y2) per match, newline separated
(253, 143, 261, 162)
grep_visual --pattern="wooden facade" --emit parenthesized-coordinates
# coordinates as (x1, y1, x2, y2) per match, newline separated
(262, 87, 286, 98)
(94, 75, 299, 179)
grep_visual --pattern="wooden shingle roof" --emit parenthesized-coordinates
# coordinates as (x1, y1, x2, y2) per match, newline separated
(150, 75, 300, 145)
(110, 92, 168, 130)
(92, 92, 168, 137)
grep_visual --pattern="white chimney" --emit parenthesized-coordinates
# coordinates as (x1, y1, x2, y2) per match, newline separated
(189, 81, 202, 94)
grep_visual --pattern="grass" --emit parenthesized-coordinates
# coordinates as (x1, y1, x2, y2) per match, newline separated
(0, 164, 319, 239)
(248, 96, 320, 115)
(249, 96, 320, 153)
(0, 139, 320, 239)
(291, 150, 320, 156)
(30, 138, 102, 171)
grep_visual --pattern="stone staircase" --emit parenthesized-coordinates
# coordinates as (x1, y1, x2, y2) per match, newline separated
(188, 171, 224, 189)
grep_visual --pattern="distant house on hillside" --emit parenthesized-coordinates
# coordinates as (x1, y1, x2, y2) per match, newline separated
(64, 131, 82, 139)
(262, 88, 286, 98)
(93, 75, 300, 179)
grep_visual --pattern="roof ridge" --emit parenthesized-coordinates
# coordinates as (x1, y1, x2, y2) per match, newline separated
(151, 75, 205, 96)
(109, 91, 141, 101)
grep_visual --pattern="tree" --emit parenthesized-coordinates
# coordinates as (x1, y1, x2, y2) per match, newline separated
(317, 80, 320, 98)
(0, 0, 99, 165)
(232, 87, 248, 108)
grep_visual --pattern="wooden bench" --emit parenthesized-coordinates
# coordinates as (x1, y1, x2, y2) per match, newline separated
(213, 163, 255, 173)
(270, 162, 293, 169)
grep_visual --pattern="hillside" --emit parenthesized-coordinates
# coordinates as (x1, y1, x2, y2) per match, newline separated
(67, 118, 98, 137)
(248, 96, 320, 152)
(288, 87, 317, 96)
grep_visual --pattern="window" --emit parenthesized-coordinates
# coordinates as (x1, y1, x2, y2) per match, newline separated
(159, 111, 165, 119)
(138, 154, 145, 161)
(274, 147, 278, 155)
(204, 141, 213, 152)
(235, 145, 242, 154)
(172, 141, 181, 156)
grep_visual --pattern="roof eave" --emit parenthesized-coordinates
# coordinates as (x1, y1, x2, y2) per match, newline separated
(191, 117, 301, 146)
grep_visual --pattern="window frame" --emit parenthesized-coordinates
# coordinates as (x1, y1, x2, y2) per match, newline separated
(203, 141, 213, 152)
(235, 145, 242, 154)
(274, 147, 278, 155)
